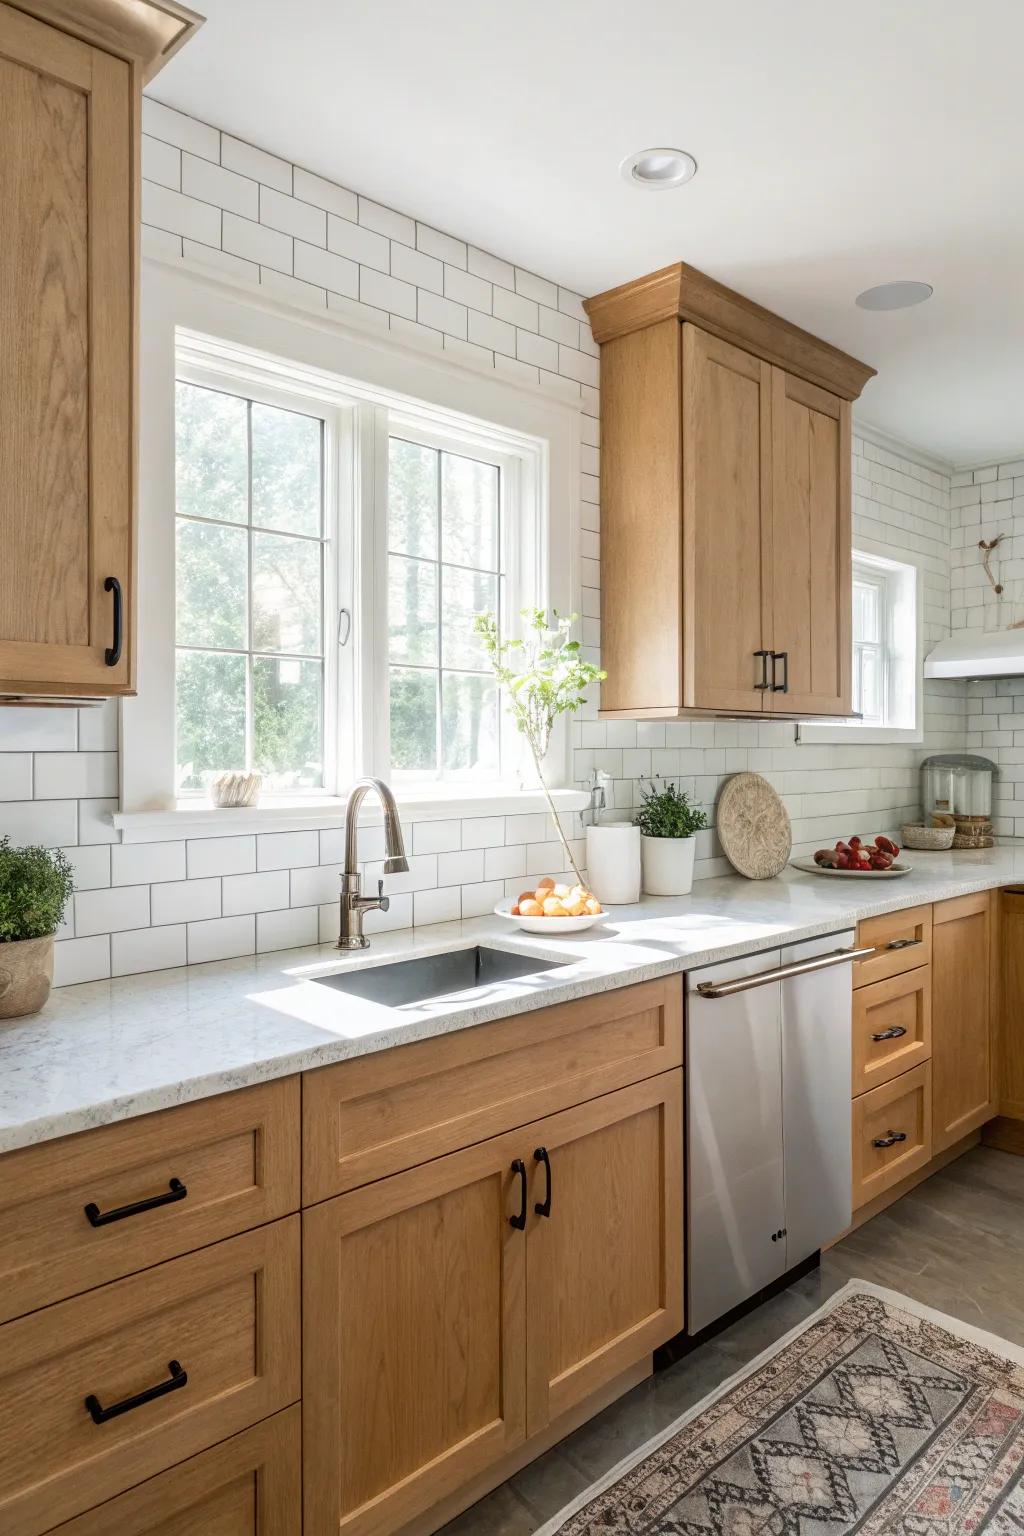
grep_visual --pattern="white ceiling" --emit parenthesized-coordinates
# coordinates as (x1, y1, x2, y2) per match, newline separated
(156, 0, 1024, 466)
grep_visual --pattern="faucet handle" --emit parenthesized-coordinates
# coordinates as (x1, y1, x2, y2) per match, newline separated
(375, 879, 389, 913)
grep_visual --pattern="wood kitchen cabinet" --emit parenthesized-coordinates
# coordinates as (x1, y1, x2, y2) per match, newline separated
(302, 1071, 683, 1536)
(0, 0, 201, 700)
(585, 261, 872, 719)
(932, 891, 997, 1152)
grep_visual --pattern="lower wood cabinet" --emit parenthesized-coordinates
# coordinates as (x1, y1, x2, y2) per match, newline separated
(302, 1070, 683, 1536)
(0, 1218, 300, 1536)
(46, 1407, 302, 1535)
(932, 891, 996, 1153)
(852, 1062, 932, 1209)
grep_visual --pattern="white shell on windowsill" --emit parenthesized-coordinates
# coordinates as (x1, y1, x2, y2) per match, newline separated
(211, 771, 262, 809)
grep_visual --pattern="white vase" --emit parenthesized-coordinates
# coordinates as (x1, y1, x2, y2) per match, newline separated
(586, 821, 641, 904)
(640, 834, 696, 896)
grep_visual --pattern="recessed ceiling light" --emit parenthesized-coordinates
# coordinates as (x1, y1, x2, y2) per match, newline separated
(620, 148, 697, 190)
(855, 280, 934, 311)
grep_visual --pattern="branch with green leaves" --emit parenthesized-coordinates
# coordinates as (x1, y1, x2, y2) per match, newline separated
(474, 609, 605, 885)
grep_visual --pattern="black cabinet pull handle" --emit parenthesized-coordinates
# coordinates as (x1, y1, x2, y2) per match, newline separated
(886, 937, 921, 950)
(534, 1147, 552, 1218)
(509, 1159, 527, 1230)
(871, 1025, 908, 1043)
(85, 1360, 187, 1425)
(84, 1177, 187, 1228)
(104, 576, 123, 667)
(771, 651, 789, 693)
(872, 1130, 908, 1148)
(754, 649, 771, 690)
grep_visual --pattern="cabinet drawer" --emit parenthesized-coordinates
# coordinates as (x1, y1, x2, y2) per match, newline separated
(852, 1064, 931, 1210)
(0, 1079, 300, 1323)
(46, 1407, 301, 1536)
(303, 977, 683, 1203)
(853, 905, 931, 988)
(852, 969, 931, 1095)
(0, 1217, 300, 1536)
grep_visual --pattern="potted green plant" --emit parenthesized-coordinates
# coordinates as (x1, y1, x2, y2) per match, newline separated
(0, 838, 74, 1019)
(474, 608, 605, 887)
(633, 779, 709, 896)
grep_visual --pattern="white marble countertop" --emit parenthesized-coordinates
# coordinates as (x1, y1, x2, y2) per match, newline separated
(3, 846, 1023, 1154)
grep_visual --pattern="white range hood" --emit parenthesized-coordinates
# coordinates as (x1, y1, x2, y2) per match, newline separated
(925, 628, 1024, 680)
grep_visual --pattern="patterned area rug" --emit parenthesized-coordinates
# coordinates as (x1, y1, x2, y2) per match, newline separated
(539, 1283, 1024, 1535)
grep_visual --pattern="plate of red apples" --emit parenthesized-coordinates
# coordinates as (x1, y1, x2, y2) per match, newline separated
(791, 835, 911, 879)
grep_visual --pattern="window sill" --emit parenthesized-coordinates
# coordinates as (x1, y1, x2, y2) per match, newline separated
(111, 786, 590, 843)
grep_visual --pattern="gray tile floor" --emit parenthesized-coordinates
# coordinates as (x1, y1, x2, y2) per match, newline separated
(440, 1146, 1024, 1535)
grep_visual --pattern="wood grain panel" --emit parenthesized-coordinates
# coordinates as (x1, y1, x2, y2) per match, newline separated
(852, 968, 931, 1095)
(583, 261, 875, 401)
(997, 888, 1024, 1120)
(597, 321, 683, 712)
(682, 324, 770, 712)
(303, 1131, 527, 1536)
(302, 977, 682, 1203)
(853, 904, 932, 987)
(768, 370, 851, 716)
(932, 890, 996, 1152)
(8, 0, 203, 81)
(46, 1407, 301, 1536)
(0, 1079, 300, 1323)
(525, 1071, 683, 1433)
(0, 1218, 300, 1536)
(852, 1063, 931, 1209)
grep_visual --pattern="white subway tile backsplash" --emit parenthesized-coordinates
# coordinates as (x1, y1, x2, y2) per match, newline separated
(417, 289, 468, 339)
(358, 197, 415, 246)
(182, 152, 258, 217)
(152, 877, 221, 926)
(142, 180, 222, 245)
(414, 886, 461, 926)
(416, 224, 467, 268)
(78, 799, 119, 845)
(260, 184, 326, 243)
(256, 905, 319, 953)
(187, 914, 256, 964)
(221, 135, 292, 191)
(295, 239, 359, 298)
(468, 247, 515, 289)
(293, 167, 357, 220)
(63, 845, 111, 892)
(0, 800, 78, 846)
(412, 819, 462, 855)
(257, 831, 319, 870)
(75, 885, 151, 937)
(444, 265, 491, 312)
(0, 707, 77, 752)
(467, 310, 516, 357)
(183, 239, 260, 283)
(538, 304, 580, 347)
(186, 835, 256, 879)
(0, 755, 32, 801)
(360, 267, 417, 319)
(142, 99, 219, 161)
(493, 286, 538, 330)
(112, 925, 186, 977)
(222, 869, 290, 916)
(514, 268, 559, 308)
(437, 849, 484, 886)
(142, 133, 181, 190)
(111, 841, 186, 886)
(484, 844, 526, 881)
(327, 214, 389, 272)
(53, 935, 111, 986)
(33, 753, 117, 800)
(460, 816, 506, 849)
(290, 863, 342, 907)
(223, 212, 292, 272)
(390, 241, 443, 294)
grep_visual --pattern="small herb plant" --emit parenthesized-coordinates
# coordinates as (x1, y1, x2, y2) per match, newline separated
(634, 780, 709, 840)
(474, 608, 605, 885)
(0, 837, 74, 943)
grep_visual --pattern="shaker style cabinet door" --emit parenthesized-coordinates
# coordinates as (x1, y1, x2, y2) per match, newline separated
(932, 892, 996, 1152)
(0, 3, 134, 696)
(767, 368, 852, 716)
(524, 1072, 684, 1433)
(302, 1131, 528, 1536)
(681, 324, 773, 713)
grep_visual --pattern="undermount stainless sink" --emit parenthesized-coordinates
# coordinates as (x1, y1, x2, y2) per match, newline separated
(313, 945, 566, 1008)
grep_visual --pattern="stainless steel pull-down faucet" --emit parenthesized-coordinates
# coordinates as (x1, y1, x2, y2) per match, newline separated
(338, 777, 409, 949)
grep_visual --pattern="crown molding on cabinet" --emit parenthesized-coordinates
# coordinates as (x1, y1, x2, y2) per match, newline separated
(583, 261, 876, 402)
(7, 0, 203, 81)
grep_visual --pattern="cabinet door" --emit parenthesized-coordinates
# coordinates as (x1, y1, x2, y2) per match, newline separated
(767, 369, 851, 715)
(302, 1131, 527, 1536)
(525, 1072, 683, 1433)
(0, 5, 133, 695)
(932, 892, 996, 1152)
(682, 324, 772, 712)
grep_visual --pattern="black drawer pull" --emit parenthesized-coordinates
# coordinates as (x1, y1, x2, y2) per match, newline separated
(104, 576, 123, 667)
(84, 1177, 187, 1228)
(509, 1159, 527, 1230)
(754, 649, 771, 690)
(871, 1026, 908, 1042)
(886, 938, 921, 950)
(85, 1360, 187, 1425)
(872, 1130, 908, 1149)
(771, 651, 789, 693)
(534, 1146, 552, 1218)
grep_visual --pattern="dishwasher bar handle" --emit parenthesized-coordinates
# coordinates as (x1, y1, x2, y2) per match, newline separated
(695, 945, 876, 999)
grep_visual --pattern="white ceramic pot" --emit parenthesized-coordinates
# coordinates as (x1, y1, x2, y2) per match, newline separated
(640, 834, 696, 896)
(586, 820, 641, 904)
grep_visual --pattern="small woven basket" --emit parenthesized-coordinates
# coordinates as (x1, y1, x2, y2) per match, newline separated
(901, 823, 956, 850)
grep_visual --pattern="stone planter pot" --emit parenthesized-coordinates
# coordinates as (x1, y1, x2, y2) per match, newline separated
(0, 934, 54, 1021)
(640, 834, 696, 897)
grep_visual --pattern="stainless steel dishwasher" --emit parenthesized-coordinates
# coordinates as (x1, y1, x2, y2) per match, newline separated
(686, 930, 871, 1335)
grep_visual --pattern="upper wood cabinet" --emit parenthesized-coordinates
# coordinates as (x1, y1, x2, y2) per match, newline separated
(585, 261, 873, 720)
(0, 0, 201, 701)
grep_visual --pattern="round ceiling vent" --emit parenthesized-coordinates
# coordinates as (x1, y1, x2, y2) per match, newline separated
(620, 148, 698, 190)
(855, 281, 934, 311)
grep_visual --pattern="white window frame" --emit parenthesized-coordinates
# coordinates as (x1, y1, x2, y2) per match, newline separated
(120, 261, 582, 831)
(798, 541, 923, 745)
